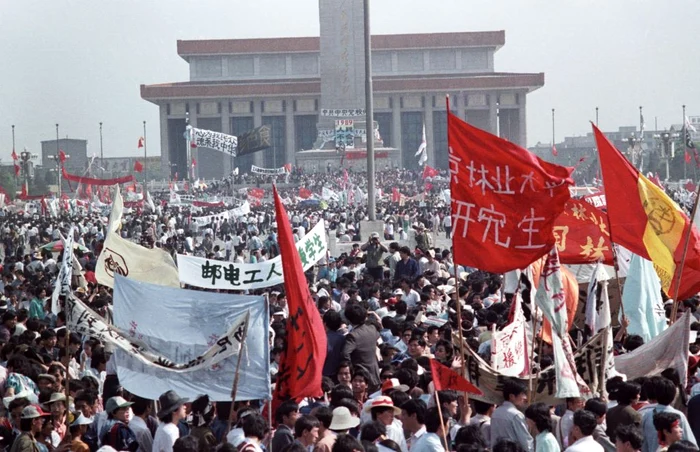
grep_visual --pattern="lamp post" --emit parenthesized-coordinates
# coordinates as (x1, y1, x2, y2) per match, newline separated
(364, 0, 375, 220)
(99, 122, 104, 177)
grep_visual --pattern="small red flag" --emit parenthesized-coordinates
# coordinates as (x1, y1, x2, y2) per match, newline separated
(429, 359, 482, 395)
(392, 187, 401, 203)
(191, 158, 197, 167)
(11, 150, 18, 161)
(137, 137, 145, 148)
(283, 163, 292, 173)
(59, 150, 67, 163)
(190, 141, 197, 149)
(13, 164, 20, 177)
(273, 185, 327, 401)
(551, 145, 558, 157)
(422, 165, 439, 179)
(686, 150, 692, 164)
(448, 112, 573, 274)
(685, 181, 697, 193)
(134, 161, 143, 173)
(248, 188, 265, 199)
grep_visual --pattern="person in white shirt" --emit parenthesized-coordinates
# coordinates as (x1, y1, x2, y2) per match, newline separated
(565, 410, 603, 452)
(365, 397, 408, 452)
(556, 397, 584, 448)
(411, 407, 446, 452)
(401, 399, 426, 451)
(129, 396, 155, 452)
(152, 390, 189, 452)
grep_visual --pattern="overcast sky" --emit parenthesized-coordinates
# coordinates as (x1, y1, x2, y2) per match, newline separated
(1, 0, 698, 160)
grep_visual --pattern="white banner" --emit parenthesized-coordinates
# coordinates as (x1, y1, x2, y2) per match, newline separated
(191, 201, 251, 227)
(51, 226, 75, 315)
(250, 165, 288, 176)
(66, 294, 249, 373)
(177, 220, 327, 290)
(96, 186, 180, 288)
(189, 127, 238, 156)
(615, 311, 691, 385)
(112, 275, 270, 401)
(491, 295, 527, 376)
(535, 247, 591, 398)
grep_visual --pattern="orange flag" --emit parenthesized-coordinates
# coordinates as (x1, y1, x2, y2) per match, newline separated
(593, 124, 700, 299)
(430, 359, 483, 395)
(272, 185, 327, 401)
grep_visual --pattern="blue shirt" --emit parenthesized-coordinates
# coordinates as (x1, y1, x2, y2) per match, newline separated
(641, 404, 697, 452)
(394, 258, 420, 280)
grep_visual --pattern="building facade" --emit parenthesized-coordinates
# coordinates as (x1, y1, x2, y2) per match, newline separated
(142, 4, 543, 177)
(40, 138, 88, 172)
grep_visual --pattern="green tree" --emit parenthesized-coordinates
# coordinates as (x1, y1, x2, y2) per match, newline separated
(0, 167, 17, 199)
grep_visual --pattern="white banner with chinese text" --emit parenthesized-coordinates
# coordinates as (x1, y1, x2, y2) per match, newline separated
(112, 276, 270, 401)
(177, 220, 326, 290)
(190, 127, 238, 156)
(191, 201, 251, 227)
(250, 165, 287, 176)
(491, 294, 528, 376)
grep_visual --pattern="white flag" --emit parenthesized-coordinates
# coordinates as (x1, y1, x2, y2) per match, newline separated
(491, 294, 528, 376)
(535, 247, 591, 398)
(51, 226, 75, 315)
(96, 186, 180, 288)
(415, 123, 427, 166)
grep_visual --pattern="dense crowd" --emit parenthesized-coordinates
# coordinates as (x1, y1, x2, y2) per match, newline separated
(0, 168, 696, 452)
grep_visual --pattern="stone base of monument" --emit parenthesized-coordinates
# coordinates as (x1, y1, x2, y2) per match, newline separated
(360, 220, 385, 241)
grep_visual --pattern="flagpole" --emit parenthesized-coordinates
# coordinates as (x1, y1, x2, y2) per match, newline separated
(226, 314, 250, 436)
(143, 121, 147, 193)
(528, 302, 539, 402)
(446, 94, 467, 379)
(11, 125, 17, 187)
(364, 0, 376, 221)
(595, 107, 599, 127)
(671, 180, 700, 323)
(432, 390, 451, 451)
(99, 122, 104, 177)
(551, 108, 555, 152)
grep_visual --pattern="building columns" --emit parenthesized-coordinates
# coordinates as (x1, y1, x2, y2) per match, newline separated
(489, 92, 498, 136)
(285, 103, 295, 166)
(159, 104, 169, 176)
(391, 95, 401, 159)
(423, 102, 434, 167)
(518, 94, 527, 148)
(253, 100, 263, 167)
(221, 102, 232, 177)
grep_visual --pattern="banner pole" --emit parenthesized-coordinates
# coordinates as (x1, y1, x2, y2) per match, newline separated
(226, 314, 251, 436)
(671, 181, 700, 323)
(433, 390, 451, 451)
(528, 302, 539, 401)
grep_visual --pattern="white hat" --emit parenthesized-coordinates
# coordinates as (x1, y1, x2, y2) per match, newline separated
(70, 412, 93, 427)
(363, 396, 401, 414)
(329, 407, 360, 431)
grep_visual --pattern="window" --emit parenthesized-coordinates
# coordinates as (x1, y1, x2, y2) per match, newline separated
(262, 116, 286, 168)
(397, 51, 424, 72)
(295, 115, 318, 151)
(228, 56, 254, 77)
(374, 113, 393, 147)
(430, 50, 456, 71)
(230, 117, 254, 173)
(461, 49, 489, 71)
(401, 112, 424, 169)
(196, 57, 222, 77)
(372, 52, 392, 73)
(259, 55, 286, 76)
(291, 54, 318, 75)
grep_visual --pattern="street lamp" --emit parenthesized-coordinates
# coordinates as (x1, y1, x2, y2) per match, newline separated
(48, 152, 69, 197)
(653, 131, 679, 180)
(19, 150, 38, 196)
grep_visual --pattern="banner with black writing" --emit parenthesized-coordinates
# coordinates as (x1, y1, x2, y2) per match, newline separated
(176, 220, 327, 290)
(251, 165, 288, 176)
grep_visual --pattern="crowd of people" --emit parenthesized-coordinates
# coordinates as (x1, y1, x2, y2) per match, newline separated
(0, 168, 696, 452)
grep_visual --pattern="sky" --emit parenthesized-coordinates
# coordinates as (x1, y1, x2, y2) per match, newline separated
(0, 0, 698, 160)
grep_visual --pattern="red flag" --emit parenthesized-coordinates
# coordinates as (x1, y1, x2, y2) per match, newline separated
(272, 185, 327, 401)
(392, 187, 401, 203)
(283, 163, 292, 173)
(448, 112, 573, 273)
(422, 165, 439, 179)
(429, 359, 482, 395)
(685, 181, 697, 193)
(191, 141, 197, 149)
(551, 145, 558, 157)
(554, 199, 614, 265)
(248, 188, 264, 199)
(59, 150, 67, 163)
(85, 185, 93, 198)
(134, 161, 143, 173)
(137, 137, 144, 148)
(299, 188, 312, 199)
(13, 164, 20, 177)
(192, 158, 197, 167)
(20, 184, 27, 199)
(686, 150, 692, 164)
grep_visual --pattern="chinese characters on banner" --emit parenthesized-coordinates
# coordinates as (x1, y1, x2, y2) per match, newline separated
(191, 201, 251, 227)
(250, 165, 288, 176)
(321, 108, 366, 117)
(335, 120, 355, 149)
(448, 112, 573, 273)
(491, 294, 528, 376)
(176, 220, 327, 291)
(554, 199, 614, 265)
(191, 128, 238, 156)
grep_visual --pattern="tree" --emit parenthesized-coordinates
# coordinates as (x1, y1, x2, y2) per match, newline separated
(0, 167, 17, 199)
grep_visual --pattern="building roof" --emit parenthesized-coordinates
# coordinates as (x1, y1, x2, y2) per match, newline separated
(141, 72, 544, 102)
(177, 31, 505, 59)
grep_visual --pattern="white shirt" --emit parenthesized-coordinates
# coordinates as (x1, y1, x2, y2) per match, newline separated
(565, 435, 603, 452)
(386, 420, 408, 452)
(407, 426, 426, 451)
(129, 416, 154, 452)
(152, 422, 180, 452)
(411, 432, 444, 452)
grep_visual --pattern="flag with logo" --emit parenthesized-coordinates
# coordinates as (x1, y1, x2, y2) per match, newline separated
(448, 111, 573, 274)
(95, 185, 180, 288)
(534, 247, 590, 398)
(593, 124, 700, 300)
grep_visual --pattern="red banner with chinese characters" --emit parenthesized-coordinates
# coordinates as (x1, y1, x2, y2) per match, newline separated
(272, 185, 327, 401)
(554, 199, 614, 265)
(448, 112, 574, 273)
